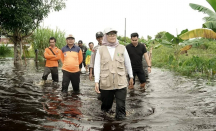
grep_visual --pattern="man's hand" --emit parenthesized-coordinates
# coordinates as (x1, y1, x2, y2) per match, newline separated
(148, 67, 151, 73)
(128, 78, 134, 90)
(89, 73, 93, 81)
(129, 78, 133, 86)
(95, 83, 100, 93)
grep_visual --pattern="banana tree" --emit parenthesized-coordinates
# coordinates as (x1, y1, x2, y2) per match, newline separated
(179, 28, 216, 40)
(189, 0, 216, 32)
(155, 29, 189, 60)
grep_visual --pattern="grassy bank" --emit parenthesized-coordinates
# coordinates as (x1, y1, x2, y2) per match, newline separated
(152, 39, 216, 78)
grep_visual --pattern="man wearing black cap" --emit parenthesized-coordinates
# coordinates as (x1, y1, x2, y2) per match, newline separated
(89, 31, 103, 100)
(78, 40, 87, 72)
(89, 31, 104, 80)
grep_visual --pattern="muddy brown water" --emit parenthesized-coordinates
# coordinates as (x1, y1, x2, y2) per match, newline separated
(0, 59, 216, 131)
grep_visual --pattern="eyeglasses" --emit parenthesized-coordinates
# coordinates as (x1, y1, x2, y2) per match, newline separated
(106, 32, 117, 37)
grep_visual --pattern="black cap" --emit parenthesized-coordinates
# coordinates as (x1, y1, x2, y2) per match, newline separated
(96, 31, 104, 38)
(78, 40, 83, 44)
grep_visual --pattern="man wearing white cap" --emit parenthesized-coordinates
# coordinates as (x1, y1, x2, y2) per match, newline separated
(61, 34, 83, 96)
(94, 28, 133, 119)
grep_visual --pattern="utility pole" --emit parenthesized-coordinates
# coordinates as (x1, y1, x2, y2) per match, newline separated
(124, 18, 126, 44)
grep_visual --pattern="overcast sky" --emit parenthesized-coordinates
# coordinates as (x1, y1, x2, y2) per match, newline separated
(42, 0, 212, 45)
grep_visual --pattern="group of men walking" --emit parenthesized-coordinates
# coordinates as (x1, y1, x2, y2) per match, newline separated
(40, 28, 151, 120)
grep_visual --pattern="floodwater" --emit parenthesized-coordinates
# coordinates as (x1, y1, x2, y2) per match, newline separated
(0, 59, 216, 131)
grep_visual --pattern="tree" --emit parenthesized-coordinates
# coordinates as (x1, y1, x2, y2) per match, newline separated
(189, 0, 216, 32)
(0, 0, 66, 64)
(155, 31, 166, 39)
(179, 28, 216, 40)
(32, 27, 66, 57)
(155, 29, 190, 60)
(147, 35, 152, 40)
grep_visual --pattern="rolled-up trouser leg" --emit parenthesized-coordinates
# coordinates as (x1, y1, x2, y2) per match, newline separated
(115, 87, 127, 119)
(137, 68, 146, 84)
(51, 67, 59, 82)
(70, 71, 80, 93)
(62, 70, 71, 93)
(100, 89, 115, 112)
(42, 67, 51, 80)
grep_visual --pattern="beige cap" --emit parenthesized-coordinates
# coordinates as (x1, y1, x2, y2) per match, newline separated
(66, 34, 75, 39)
(104, 28, 117, 34)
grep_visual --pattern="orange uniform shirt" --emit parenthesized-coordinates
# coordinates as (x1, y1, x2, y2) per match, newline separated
(44, 47, 61, 67)
(61, 45, 83, 73)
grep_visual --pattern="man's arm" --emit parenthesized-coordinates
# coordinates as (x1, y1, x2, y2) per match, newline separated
(49, 49, 61, 61)
(144, 53, 151, 71)
(44, 48, 55, 59)
(78, 49, 83, 64)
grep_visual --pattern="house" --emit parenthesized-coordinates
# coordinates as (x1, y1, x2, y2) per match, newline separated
(0, 36, 31, 48)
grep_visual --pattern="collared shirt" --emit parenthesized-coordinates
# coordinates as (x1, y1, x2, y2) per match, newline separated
(44, 46, 61, 67)
(61, 45, 83, 73)
(94, 46, 133, 83)
(126, 43, 147, 70)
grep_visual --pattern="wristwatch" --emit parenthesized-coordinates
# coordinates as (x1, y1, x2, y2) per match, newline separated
(148, 66, 151, 68)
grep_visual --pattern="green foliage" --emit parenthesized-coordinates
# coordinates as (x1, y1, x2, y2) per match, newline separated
(117, 36, 131, 45)
(152, 40, 216, 78)
(0, 0, 66, 63)
(31, 27, 66, 57)
(0, 44, 11, 57)
(155, 29, 189, 60)
(155, 31, 166, 39)
(189, 1, 216, 32)
(0, 0, 66, 35)
(181, 38, 216, 49)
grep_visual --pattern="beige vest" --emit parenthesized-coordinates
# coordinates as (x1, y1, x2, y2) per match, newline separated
(99, 45, 127, 90)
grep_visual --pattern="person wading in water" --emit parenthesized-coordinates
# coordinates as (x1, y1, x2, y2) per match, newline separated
(94, 28, 133, 120)
(126, 32, 151, 90)
(61, 34, 83, 97)
(89, 31, 104, 100)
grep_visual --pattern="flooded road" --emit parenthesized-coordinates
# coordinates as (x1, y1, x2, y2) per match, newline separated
(0, 59, 216, 131)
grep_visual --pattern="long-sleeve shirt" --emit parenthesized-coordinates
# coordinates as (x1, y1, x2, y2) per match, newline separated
(94, 46, 133, 83)
(61, 45, 83, 73)
(44, 47, 61, 67)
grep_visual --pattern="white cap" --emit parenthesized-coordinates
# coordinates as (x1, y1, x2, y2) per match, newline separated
(104, 27, 117, 34)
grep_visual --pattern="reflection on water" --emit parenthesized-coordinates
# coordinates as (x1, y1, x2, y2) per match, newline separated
(0, 59, 216, 130)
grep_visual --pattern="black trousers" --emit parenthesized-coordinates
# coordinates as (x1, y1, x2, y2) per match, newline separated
(100, 87, 127, 119)
(42, 67, 59, 82)
(62, 70, 80, 93)
(79, 54, 86, 69)
(131, 68, 146, 85)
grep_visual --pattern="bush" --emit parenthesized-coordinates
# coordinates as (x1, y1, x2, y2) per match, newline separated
(152, 42, 216, 78)
(0, 44, 11, 57)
